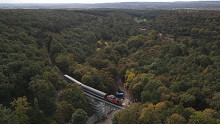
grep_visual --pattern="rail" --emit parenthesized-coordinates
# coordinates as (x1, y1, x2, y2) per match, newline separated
(84, 92, 123, 109)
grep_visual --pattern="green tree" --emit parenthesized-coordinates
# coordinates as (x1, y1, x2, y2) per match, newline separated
(54, 101, 75, 123)
(131, 81, 144, 101)
(113, 44, 128, 57)
(81, 68, 105, 92)
(69, 109, 88, 124)
(182, 107, 195, 121)
(180, 93, 196, 107)
(29, 98, 45, 124)
(117, 103, 141, 124)
(55, 53, 77, 73)
(165, 113, 186, 124)
(189, 109, 218, 124)
(141, 80, 164, 104)
(138, 103, 162, 124)
(63, 84, 87, 110)
(11, 96, 30, 124)
(29, 79, 56, 115)
(44, 66, 63, 89)
(196, 55, 213, 68)
(127, 35, 144, 49)
(50, 38, 64, 55)
(0, 104, 14, 124)
(210, 92, 220, 111)
(171, 45, 182, 57)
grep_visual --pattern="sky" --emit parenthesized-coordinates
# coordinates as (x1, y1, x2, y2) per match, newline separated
(0, 0, 218, 3)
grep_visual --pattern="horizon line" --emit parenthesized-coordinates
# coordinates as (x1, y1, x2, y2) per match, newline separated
(0, 0, 219, 4)
(1, 1, 220, 4)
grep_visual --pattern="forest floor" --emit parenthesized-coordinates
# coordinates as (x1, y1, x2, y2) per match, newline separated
(95, 79, 133, 124)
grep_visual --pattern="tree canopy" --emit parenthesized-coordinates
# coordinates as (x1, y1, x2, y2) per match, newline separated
(0, 9, 219, 123)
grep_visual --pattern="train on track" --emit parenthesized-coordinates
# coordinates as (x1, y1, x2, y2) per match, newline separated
(64, 74, 123, 106)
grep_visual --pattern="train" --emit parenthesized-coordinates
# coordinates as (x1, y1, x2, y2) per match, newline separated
(64, 74, 123, 106)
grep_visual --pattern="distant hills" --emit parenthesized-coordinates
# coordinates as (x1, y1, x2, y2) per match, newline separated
(0, 1, 220, 9)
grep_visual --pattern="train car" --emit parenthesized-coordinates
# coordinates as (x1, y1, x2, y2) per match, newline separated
(64, 74, 107, 99)
(106, 95, 123, 105)
(64, 75, 82, 86)
(64, 74, 123, 106)
(116, 92, 124, 99)
(81, 84, 107, 100)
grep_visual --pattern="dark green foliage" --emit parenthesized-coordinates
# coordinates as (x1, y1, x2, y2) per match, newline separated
(69, 109, 89, 124)
(29, 98, 45, 124)
(63, 84, 87, 110)
(171, 45, 182, 57)
(10, 96, 31, 124)
(179, 93, 196, 108)
(0, 9, 220, 123)
(141, 80, 164, 104)
(29, 79, 56, 115)
(113, 44, 128, 57)
(127, 35, 144, 49)
(0, 104, 14, 124)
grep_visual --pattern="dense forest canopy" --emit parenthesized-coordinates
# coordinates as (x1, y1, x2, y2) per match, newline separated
(0, 9, 219, 124)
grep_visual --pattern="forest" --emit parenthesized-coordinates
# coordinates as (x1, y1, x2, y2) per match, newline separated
(0, 9, 220, 124)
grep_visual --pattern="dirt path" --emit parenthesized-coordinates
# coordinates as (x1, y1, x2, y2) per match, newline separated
(116, 79, 134, 106)
(47, 37, 64, 78)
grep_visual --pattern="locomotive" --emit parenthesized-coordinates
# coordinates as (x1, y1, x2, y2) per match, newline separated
(64, 74, 123, 106)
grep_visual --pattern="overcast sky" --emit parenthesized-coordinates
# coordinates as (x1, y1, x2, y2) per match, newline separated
(0, 0, 217, 3)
